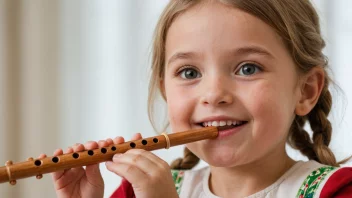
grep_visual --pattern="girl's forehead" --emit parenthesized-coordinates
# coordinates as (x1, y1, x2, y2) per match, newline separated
(165, 2, 286, 62)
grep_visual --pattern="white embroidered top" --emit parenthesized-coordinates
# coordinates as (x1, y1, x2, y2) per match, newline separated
(172, 160, 340, 198)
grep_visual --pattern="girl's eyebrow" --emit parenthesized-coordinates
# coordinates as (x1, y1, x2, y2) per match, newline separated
(167, 46, 275, 65)
(234, 46, 275, 59)
(167, 52, 198, 65)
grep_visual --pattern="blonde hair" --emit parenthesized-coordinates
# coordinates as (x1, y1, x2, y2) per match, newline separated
(148, 0, 345, 169)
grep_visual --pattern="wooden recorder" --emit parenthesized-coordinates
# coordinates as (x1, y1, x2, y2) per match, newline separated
(0, 127, 218, 185)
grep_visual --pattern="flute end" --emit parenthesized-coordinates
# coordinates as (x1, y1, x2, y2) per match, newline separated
(9, 180, 16, 185)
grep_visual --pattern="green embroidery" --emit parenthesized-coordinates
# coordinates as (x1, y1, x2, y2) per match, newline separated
(171, 170, 185, 195)
(296, 166, 336, 198)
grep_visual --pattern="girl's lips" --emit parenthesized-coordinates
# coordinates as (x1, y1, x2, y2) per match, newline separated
(216, 122, 247, 139)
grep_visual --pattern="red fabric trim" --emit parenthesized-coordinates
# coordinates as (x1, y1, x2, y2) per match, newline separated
(110, 179, 135, 198)
(320, 167, 352, 198)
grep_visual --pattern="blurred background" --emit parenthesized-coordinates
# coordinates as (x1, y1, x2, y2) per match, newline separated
(0, 0, 351, 197)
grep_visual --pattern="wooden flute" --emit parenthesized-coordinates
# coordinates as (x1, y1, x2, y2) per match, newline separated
(0, 127, 218, 185)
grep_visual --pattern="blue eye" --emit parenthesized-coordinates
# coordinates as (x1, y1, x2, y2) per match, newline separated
(179, 68, 201, 79)
(236, 63, 261, 76)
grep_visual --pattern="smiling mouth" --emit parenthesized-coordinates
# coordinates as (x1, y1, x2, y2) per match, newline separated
(197, 120, 248, 131)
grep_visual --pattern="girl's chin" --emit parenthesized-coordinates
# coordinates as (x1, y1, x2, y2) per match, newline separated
(188, 143, 244, 166)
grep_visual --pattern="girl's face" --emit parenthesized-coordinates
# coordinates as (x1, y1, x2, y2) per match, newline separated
(163, 2, 301, 167)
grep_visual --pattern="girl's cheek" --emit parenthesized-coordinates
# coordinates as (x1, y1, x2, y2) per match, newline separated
(167, 87, 196, 131)
(248, 86, 293, 136)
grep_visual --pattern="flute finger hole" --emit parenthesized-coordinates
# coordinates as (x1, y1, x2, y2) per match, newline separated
(52, 157, 59, 163)
(142, 139, 147, 145)
(72, 153, 79, 159)
(88, 150, 94, 156)
(153, 138, 159, 143)
(130, 142, 136, 148)
(101, 148, 107, 154)
(34, 160, 42, 166)
(111, 146, 116, 151)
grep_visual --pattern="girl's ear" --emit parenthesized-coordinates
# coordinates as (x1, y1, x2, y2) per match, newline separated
(295, 67, 325, 116)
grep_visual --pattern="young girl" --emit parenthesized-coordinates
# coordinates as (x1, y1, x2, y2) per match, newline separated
(47, 0, 352, 197)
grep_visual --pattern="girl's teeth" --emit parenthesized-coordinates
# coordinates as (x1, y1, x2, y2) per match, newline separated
(201, 120, 245, 127)
(212, 121, 219, 126)
(219, 121, 226, 126)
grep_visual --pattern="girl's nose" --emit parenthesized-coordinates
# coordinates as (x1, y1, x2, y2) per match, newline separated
(199, 77, 233, 106)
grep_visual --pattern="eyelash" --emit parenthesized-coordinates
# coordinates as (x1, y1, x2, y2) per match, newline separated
(235, 62, 263, 75)
(174, 62, 263, 78)
(174, 65, 200, 77)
